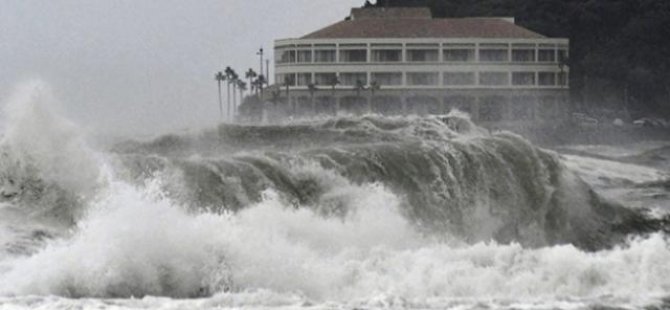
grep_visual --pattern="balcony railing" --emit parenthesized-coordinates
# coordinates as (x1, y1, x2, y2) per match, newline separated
(275, 42, 568, 66)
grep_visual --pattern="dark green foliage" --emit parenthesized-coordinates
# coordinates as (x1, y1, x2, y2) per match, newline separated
(368, 0, 670, 117)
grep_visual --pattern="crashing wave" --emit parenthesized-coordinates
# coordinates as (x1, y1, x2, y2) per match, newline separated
(0, 83, 667, 302)
(0, 81, 102, 224)
(111, 113, 660, 250)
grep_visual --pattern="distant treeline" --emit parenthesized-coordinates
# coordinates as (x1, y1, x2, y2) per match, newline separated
(365, 0, 670, 117)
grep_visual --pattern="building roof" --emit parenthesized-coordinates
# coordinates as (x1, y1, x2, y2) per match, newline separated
(351, 7, 432, 20)
(301, 8, 546, 40)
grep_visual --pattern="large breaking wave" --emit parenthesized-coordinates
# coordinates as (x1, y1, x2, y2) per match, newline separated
(113, 113, 654, 250)
(0, 81, 668, 308)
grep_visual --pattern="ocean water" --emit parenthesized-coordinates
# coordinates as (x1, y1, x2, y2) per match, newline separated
(0, 81, 668, 310)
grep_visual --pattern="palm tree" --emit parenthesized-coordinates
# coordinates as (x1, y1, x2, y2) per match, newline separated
(224, 66, 234, 121)
(369, 80, 380, 114)
(245, 68, 257, 94)
(255, 75, 267, 98)
(307, 83, 318, 115)
(369, 80, 380, 95)
(215, 71, 226, 121)
(251, 78, 258, 95)
(354, 79, 366, 97)
(231, 71, 239, 122)
(328, 75, 340, 96)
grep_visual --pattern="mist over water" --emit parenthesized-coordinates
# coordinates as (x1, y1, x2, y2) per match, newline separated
(0, 81, 668, 309)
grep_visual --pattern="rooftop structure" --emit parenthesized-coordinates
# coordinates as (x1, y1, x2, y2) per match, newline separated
(257, 7, 570, 126)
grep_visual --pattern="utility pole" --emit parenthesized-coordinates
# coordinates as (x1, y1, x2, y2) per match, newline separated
(266, 59, 270, 86)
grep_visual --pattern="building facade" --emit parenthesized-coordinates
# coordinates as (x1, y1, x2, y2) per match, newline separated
(269, 7, 569, 125)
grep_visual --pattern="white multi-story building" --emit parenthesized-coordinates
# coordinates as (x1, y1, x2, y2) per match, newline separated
(270, 7, 569, 124)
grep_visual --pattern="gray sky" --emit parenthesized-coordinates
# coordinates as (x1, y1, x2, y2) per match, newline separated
(0, 0, 363, 136)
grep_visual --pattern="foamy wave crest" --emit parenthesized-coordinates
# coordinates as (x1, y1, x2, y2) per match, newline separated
(0, 81, 102, 222)
(1, 177, 668, 306)
(0, 179, 233, 298)
(0, 175, 420, 298)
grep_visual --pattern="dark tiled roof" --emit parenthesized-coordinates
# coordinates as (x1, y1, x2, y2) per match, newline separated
(301, 17, 546, 39)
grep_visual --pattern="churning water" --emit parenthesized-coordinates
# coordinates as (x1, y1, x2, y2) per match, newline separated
(0, 81, 668, 309)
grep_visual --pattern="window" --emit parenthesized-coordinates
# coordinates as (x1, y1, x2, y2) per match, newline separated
(339, 49, 367, 62)
(479, 72, 509, 86)
(444, 49, 475, 62)
(297, 50, 312, 63)
(538, 47, 556, 62)
(479, 44, 509, 62)
(276, 73, 296, 86)
(297, 73, 312, 86)
(314, 73, 337, 86)
(512, 72, 535, 86)
(407, 72, 439, 86)
(480, 49, 508, 62)
(371, 72, 403, 86)
(275, 50, 284, 64)
(538, 72, 556, 86)
(281, 73, 296, 86)
(284, 50, 296, 63)
(512, 44, 535, 62)
(276, 49, 296, 64)
(479, 96, 507, 121)
(444, 44, 475, 62)
(407, 49, 439, 62)
(340, 72, 367, 86)
(443, 72, 475, 86)
(314, 50, 336, 63)
(372, 49, 402, 62)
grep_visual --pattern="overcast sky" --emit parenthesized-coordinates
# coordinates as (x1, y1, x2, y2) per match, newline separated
(0, 0, 363, 136)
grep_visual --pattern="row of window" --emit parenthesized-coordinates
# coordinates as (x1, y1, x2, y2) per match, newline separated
(276, 71, 568, 87)
(276, 45, 568, 64)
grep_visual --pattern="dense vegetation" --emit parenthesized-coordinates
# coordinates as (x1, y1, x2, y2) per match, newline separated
(365, 0, 670, 118)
